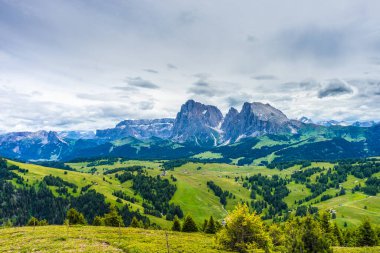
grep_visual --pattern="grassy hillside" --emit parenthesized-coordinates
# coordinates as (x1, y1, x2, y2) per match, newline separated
(6, 158, 379, 228)
(0, 226, 378, 253)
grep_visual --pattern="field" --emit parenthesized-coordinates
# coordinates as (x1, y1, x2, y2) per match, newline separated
(0, 226, 227, 253)
(7, 159, 380, 228)
(0, 226, 378, 253)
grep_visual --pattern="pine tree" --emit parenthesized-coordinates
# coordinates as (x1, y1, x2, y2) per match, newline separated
(333, 223, 343, 246)
(182, 215, 198, 232)
(357, 220, 378, 246)
(103, 206, 124, 227)
(302, 215, 332, 253)
(171, 215, 181, 231)
(130, 216, 140, 228)
(205, 216, 216, 234)
(320, 211, 331, 234)
(202, 219, 208, 232)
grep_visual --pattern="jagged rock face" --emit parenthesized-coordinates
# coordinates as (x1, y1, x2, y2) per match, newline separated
(221, 102, 298, 142)
(171, 100, 223, 146)
(0, 131, 69, 161)
(96, 118, 174, 140)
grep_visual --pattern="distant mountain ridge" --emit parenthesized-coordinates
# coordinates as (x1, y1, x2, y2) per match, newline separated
(96, 118, 174, 141)
(299, 117, 377, 128)
(0, 99, 379, 161)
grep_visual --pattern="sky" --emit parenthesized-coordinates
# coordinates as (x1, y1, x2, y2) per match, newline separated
(1, 0, 380, 132)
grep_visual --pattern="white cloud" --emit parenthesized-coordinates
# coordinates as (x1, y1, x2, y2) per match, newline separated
(0, 0, 379, 131)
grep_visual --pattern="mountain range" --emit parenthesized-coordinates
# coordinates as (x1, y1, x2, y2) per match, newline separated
(0, 99, 379, 163)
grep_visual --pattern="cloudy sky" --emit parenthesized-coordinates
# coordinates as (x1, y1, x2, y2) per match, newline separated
(1, 0, 380, 132)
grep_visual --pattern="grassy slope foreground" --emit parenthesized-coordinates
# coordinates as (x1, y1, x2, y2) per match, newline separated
(0, 226, 227, 253)
(0, 226, 379, 253)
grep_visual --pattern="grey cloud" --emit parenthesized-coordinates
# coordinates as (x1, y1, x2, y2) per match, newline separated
(318, 80, 353, 98)
(266, 80, 319, 93)
(347, 79, 380, 97)
(246, 35, 256, 43)
(178, 11, 197, 25)
(143, 69, 159, 74)
(193, 80, 209, 87)
(77, 93, 108, 101)
(139, 101, 154, 110)
(369, 57, 380, 66)
(226, 93, 253, 107)
(113, 86, 138, 92)
(188, 87, 216, 97)
(252, 75, 277, 80)
(226, 96, 243, 107)
(167, 64, 177, 70)
(277, 26, 349, 63)
(193, 73, 211, 79)
(187, 78, 225, 97)
(125, 77, 160, 89)
(299, 80, 319, 89)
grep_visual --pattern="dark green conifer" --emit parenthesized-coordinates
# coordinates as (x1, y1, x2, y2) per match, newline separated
(357, 220, 378, 246)
(130, 216, 140, 228)
(171, 215, 181, 231)
(182, 215, 198, 232)
(205, 216, 216, 234)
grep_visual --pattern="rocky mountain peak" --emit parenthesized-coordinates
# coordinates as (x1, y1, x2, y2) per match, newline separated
(171, 100, 223, 146)
(241, 102, 289, 123)
(221, 101, 296, 142)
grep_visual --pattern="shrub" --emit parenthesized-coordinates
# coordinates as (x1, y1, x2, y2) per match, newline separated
(216, 203, 272, 252)
(66, 208, 86, 225)
(92, 216, 104, 226)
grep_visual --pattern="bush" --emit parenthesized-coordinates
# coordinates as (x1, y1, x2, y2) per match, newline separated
(216, 203, 272, 252)
(66, 208, 86, 225)
(27, 217, 39, 226)
(92, 216, 104, 226)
